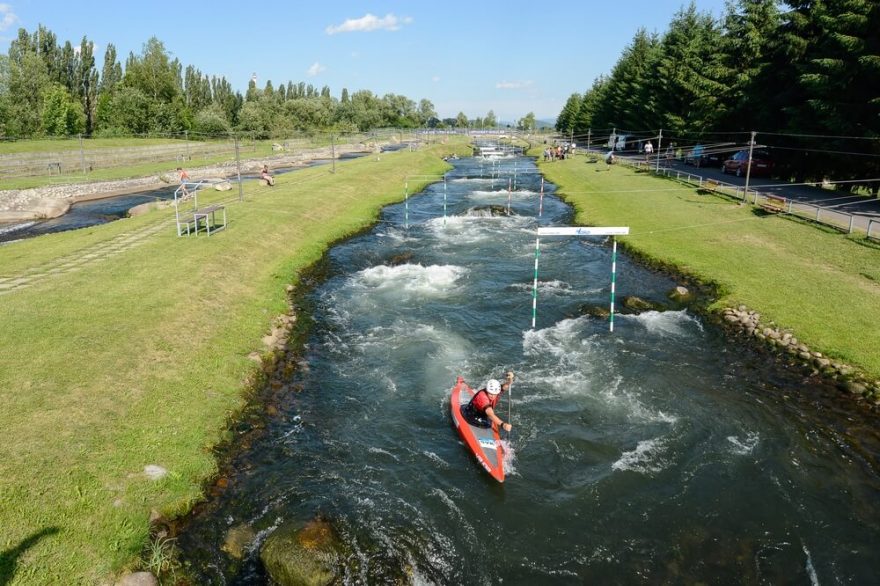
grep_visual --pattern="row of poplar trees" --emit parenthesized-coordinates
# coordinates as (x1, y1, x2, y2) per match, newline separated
(556, 0, 880, 187)
(0, 26, 440, 139)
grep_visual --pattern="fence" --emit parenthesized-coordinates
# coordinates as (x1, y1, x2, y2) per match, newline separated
(0, 130, 422, 187)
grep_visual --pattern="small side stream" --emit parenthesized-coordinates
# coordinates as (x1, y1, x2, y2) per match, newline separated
(0, 151, 376, 244)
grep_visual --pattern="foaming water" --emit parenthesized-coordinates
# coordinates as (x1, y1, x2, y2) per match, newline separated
(611, 437, 670, 474)
(353, 263, 466, 298)
(177, 155, 880, 584)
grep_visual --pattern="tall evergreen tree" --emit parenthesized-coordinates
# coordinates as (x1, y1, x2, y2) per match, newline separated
(592, 29, 660, 131)
(652, 3, 726, 135)
(573, 77, 609, 135)
(556, 93, 582, 133)
(717, 0, 780, 130)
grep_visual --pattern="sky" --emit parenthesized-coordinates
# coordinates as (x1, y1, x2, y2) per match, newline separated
(1, 0, 729, 123)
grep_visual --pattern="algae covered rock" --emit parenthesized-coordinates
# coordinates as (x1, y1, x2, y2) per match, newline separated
(260, 517, 342, 586)
(621, 295, 662, 313)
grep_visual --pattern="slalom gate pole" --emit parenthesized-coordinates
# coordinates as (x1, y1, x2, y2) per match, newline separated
(507, 178, 512, 215)
(507, 375, 513, 441)
(539, 177, 544, 217)
(404, 181, 409, 229)
(610, 237, 618, 332)
(531, 237, 541, 329)
(443, 178, 447, 226)
(514, 160, 518, 191)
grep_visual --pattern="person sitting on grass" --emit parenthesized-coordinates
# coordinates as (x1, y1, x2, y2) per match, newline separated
(260, 165, 275, 186)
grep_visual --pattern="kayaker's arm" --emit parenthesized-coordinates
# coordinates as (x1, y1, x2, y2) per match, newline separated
(486, 407, 512, 432)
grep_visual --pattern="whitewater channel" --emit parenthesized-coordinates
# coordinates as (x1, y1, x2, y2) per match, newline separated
(176, 154, 880, 584)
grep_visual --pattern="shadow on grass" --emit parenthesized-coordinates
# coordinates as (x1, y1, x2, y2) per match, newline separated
(0, 527, 59, 586)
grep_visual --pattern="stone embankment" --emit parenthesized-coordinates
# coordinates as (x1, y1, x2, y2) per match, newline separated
(721, 305, 880, 404)
(0, 143, 377, 222)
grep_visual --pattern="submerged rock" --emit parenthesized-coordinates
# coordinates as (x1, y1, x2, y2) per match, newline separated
(222, 523, 257, 560)
(385, 251, 414, 266)
(576, 304, 611, 319)
(621, 295, 664, 313)
(260, 517, 342, 586)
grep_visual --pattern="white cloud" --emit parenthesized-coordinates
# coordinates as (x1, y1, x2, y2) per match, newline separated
(0, 4, 19, 31)
(496, 80, 534, 90)
(307, 62, 326, 77)
(326, 13, 412, 35)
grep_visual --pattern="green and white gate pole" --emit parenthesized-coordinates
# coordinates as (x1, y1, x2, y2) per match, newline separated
(531, 237, 541, 328)
(443, 178, 447, 227)
(539, 177, 545, 217)
(532, 226, 630, 332)
(404, 180, 409, 229)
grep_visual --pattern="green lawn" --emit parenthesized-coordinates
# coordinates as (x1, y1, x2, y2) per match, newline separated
(537, 152, 880, 379)
(0, 138, 468, 584)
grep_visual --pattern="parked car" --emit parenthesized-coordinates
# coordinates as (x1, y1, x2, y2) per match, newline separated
(721, 149, 773, 177)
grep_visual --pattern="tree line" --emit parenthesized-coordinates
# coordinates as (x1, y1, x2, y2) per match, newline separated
(556, 0, 880, 189)
(0, 26, 513, 139)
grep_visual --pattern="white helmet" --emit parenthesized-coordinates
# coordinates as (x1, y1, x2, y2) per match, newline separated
(486, 379, 502, 395)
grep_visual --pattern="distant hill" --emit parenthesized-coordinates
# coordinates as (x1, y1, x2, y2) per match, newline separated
(536, 118, 556, 129)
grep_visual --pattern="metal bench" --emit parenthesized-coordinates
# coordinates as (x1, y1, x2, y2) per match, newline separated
(760, 194, 787, 213)
(700, 179, 720, 194)
(191, 205, 227, 235)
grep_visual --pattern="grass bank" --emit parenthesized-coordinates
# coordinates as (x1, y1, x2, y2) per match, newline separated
(0, 138, 467, 584)
(536, 151, 880, 379)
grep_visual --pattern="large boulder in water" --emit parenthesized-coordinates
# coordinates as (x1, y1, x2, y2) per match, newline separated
(260, 517, 341, 586)
(667, 285, 693, 304)
(576, 304, 611, 319)
(468, 205, 511, 217)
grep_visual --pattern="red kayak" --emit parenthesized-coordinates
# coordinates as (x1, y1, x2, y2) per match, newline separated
(450, 376, 505, 482)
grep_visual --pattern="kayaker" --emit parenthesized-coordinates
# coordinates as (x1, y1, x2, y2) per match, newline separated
(462, 372, 514, 432)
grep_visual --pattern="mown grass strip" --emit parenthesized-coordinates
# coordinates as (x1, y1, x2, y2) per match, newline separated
(536, 152, 880, 378)
(0, 138, 466, 584)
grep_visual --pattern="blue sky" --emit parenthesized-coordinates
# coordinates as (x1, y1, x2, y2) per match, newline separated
(2, 0, 728, 122)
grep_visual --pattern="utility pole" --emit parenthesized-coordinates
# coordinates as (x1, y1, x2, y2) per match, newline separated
(234, 135, 243, 202)
(655, 129, 663, 172)
(587, 128, 591, 154)
(331, 133, 336, 174)
(79, 133, 86, 175)
(184, 130, 189, 161)
(744, 130, 756, 202)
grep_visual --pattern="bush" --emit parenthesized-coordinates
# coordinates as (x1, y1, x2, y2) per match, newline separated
(192, 107, 231, 134)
